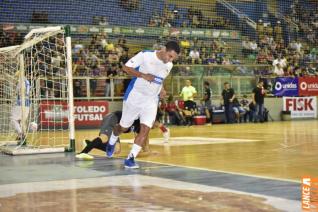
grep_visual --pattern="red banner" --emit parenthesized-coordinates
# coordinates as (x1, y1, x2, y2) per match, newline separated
(299, 77, 318, 96)
(40, 101, 109, 128)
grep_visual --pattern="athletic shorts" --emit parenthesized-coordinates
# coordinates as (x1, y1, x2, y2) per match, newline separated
(99, 113, 118, 137)
(11, 106, 30, 121)
(120, 98, 158, 129)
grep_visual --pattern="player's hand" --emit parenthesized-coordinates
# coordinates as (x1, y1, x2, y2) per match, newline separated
(141, 73, 155, 82)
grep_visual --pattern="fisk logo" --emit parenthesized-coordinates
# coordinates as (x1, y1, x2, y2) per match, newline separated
(285, 98, 314, 111)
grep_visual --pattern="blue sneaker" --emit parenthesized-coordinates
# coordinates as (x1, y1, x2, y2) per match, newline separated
(105, 142, 116, 158)
(124, 157, 139, 169)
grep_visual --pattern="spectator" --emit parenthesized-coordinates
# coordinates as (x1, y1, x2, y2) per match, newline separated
(99, 17, 109, 26)
(105, 64, 118, 97)
(189, 48, 201, 64)
(180, 37, 190, 49)
(180, 80, 197, 109)
(256, 19, 264, 40)
(166, 95, 185, 125)
(221, 82, 235, 124)
(90, 65, 100, 96)
(240, 95, 252, 122)
(158, 99, 168, 124)
(73, 79, 83, 97)
(108, 50, 120, 64)
(180, 80, 197, 125)
(252, 80, 266, 123)
(205, 53, 217, 64)
(272, 54, 287, 76)
(232, 98, 245, 123)
(92, 16, 99, 25)
(222, 56, 231, 65)
(274, 21, 283, 42)
(51, 52, 62, 75)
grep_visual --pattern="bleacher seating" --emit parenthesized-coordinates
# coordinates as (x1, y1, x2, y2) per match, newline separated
(0, 0, 165, 26)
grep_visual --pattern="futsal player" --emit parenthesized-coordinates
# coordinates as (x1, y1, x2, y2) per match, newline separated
(105, 40, 180, 169)
(11, 71, 31, 144)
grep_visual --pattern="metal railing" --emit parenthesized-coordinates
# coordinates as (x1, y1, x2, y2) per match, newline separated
(67, 64, 272, 101)
(216, 0, 257, 29)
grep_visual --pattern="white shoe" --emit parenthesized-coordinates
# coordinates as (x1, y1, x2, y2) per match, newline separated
(163, 128, 170, 143)
(76, 153, 94, 160)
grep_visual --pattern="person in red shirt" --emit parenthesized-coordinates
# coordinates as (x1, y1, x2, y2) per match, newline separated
(166, 95, 185, 125)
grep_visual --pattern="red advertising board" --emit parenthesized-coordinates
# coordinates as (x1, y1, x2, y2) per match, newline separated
(299, 77, 318, 96)
(40, 101, 109, 128)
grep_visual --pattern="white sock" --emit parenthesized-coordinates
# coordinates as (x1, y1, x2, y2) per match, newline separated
(108, 132, 118, 145)
(127, 143, 142, 159)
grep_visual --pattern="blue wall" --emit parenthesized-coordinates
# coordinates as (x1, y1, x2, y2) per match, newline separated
(0, 0, 164, 26)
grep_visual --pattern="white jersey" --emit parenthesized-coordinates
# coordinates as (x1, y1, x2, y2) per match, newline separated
(124, 50, 173, 103)
(16, 79, 31, 107)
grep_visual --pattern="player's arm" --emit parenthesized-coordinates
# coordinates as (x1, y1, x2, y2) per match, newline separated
(252, 91, 256, 104)
(230, 94, 235, 102)
(159, 87, 167, 99)
(230, 89, 235, 102)
(123, 51, 154, 82)
(122, 65, 154, 82)
(192, 87, 197, 97)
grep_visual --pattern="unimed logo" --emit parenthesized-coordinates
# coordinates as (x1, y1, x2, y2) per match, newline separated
(302, 177, 318, 211)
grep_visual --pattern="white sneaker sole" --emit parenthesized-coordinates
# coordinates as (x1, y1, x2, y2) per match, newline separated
(76, 153, 94, 160)
(124, 165, 140, 169)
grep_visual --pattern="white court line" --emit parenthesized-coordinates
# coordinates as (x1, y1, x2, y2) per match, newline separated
(134, 158, 301, 184)
(121, 136, 261, 146)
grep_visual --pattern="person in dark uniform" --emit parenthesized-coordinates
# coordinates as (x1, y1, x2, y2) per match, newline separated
(252, 80, 266, 123)
(76, 111, 140, 160)
(202, 81, 212, 123)
(221, 82, 235, 123)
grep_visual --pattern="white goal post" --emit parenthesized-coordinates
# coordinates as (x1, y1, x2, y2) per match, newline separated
(0, 26, 75, 155)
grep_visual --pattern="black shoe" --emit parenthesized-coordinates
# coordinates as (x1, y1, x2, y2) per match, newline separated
(18, 139, 27, 146)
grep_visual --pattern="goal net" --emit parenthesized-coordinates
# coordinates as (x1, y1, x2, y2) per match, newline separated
(0, 26, 75, 155)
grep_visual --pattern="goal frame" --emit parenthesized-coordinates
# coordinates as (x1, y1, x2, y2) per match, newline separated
(0, 26, 75, 155)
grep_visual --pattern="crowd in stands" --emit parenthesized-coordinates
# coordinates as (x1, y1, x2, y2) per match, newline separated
(72, 33, 130, 97)
(286, 0, 318, 45)
(242, 19, 318, 77)
(0, 27, 22, 48)
(153, 36, 241, 66)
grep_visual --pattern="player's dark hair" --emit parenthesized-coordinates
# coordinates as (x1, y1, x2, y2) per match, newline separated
(165, 41, 180, 54)
(204, 81, 210, 86)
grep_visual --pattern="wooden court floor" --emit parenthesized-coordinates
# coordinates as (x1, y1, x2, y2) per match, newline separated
(1, 120, 315, 211)
(75, 120, 318, 182)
